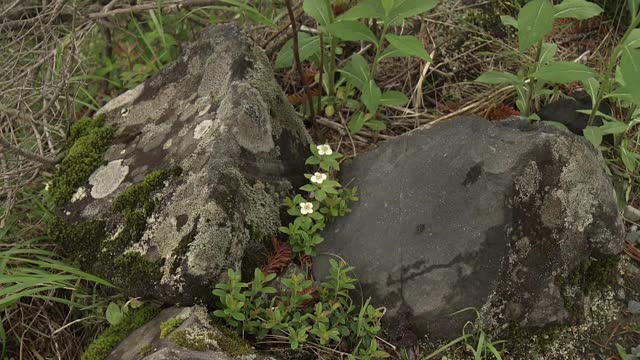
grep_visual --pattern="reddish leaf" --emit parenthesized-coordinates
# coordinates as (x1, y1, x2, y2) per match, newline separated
(261, 238, 293, 275)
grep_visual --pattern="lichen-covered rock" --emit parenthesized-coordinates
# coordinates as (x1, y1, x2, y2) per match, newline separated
(313, 116, 624, 344)
(107, 306, 277, 360)
(51, 24, 309, 304)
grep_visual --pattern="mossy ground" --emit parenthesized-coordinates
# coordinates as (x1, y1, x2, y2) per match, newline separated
(160, 317, 186, 338)
(81, 305, 160, 360)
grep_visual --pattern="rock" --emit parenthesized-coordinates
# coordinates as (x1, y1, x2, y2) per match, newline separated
(628, 300, 640, 315)
(107, 306, 277, 360)
(52, 24, 309, 304)
(625, 205, 640, 222)
(626, 232, 640, 245)
(314, 116, 624, 342)
(538, 91, 608, 136)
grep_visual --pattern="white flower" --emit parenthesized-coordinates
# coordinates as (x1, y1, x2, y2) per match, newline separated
(300, 202, 314, 215)
(310, 172, 327, 184)
(317, 144, 333, 156)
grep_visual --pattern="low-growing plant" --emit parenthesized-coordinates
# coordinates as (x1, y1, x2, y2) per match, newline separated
(277, 0, 437, 134)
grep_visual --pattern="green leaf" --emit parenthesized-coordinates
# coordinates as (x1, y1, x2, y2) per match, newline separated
(382, 0, 395, 14)
(361, 80, 382, 114)
(554, 0, 603, 20)
(380, 91, 409, 106)
(532, 62, 597, 83)
(338, 0, 384, 20)
(517, 0, 555, 52)
(324, 21, 378, 44)
(542, 121, 569, 131)
(379, 47, 409, 61)
(624, 29, 640, 49)
(349, 112, 366, 133)
(621, 142, 638, 173)
(275, 34, 321, 69)
(599, 121, 628, 135)
(303, 0, 333, 26)
(388, 0, 438, 23)
(583, 126, 603, 147)
(539, 42, 557, 64)
(106, 302, 123, 326)
(629, 0, 639, 18)
(366, 119, 386, 131)
(501, 15, 518, 28)
(582, 77, 600, 107)
(385, 35, 431, 61)
(620, 47, 640, 103)
(475, 71, 523, 85)
(339, 54, 370, 90)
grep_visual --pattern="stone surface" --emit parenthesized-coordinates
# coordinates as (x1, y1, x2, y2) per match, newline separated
(625, 205, 640, 223)
(538, 91, 607, 136)
(107, 306, 277, 360)
(314, 115, 624, 342)
(628, 300, 640, 315)
(56, 24, 309, 304)
(627, 232, 640, 245)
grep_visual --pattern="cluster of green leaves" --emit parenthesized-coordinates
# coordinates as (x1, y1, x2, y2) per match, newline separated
(213, 263, 387, 359)
(477, 0, 640, 202)
(276, 0, 437, 134)
(476, 0, 604, 118)
(105, 298, 144, 326)
(280, 144, 358, 255)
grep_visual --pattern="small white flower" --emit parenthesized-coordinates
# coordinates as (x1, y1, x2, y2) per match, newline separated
(310, 172, 327, 184)
(300, 202, 314, 215)
(317, 144, 333, 156)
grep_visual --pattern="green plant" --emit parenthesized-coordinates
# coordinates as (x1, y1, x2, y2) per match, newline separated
(425, 308, 505, 360)
(160, 316, 186, 338)
(276, 0, 437, 134)
(280, 143, 357, 256)
(106, 298, 144, 326)
(475, 0, 604, 118)
(213, 261, 388, 358)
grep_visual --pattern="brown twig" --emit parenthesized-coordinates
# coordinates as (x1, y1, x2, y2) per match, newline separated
(87, 0, 225, 19)
(284, 0, 316, 125)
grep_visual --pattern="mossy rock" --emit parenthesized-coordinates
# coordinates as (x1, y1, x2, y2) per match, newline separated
(49, 24, 310, 305)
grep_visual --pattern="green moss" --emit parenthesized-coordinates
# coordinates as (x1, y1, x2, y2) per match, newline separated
(113, 252, 162, 291)
(82, 305, 160, 360)
(562, 255, 619, 293)
(215, 326, 254, 356)
(113, 168, 174, 214)
(168, 330, 213, 352)
(138, 344, 153, 357)
(49, 218, 106, 267)
(160, 317, 186, 338)
(51, 116, 113, 206)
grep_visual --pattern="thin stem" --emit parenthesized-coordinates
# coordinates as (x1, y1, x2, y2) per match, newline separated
(369, 22, 389, 79)
(284, 0, 316, 124)
(524, 40, 543, 117)
(318, 32, 325, 116)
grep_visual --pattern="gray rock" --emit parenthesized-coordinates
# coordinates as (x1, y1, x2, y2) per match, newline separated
(314, 116, 624, 342)
(625, 205, 640, 223)
(627, 231, 640, 245)
(55, 24, 309, 304)
(628, 300, 640, 315)
(108, 306, 277, 360)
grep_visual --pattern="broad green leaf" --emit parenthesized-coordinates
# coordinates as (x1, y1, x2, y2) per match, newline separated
(380, 91, 409, 106)
(553, 0, 603, 20)
(385, 35, 431, 61)
(324, 21, 378, 44)
(624, 29, 640, 49)
(275, 34, 320, 69)
(582, 77, 600, 107)
(339, 54, 370, 90)
(388, 0, 438, 23)
(621, 144, 638, 172)
(532, 62, 597, 83)
(382, 0, 395, 14)
(629, 0, 639, 18)
(475, 71, 523, 85)
(583, 126, 603, 147)
(106, 303, 123, 325)
(620, 47, 640, 103)
(517, 0, 555, 52)
(303, 0, 333, 26)
(500, 15, 517, 28)
(361, 80, 382, 114)
(366, 119, 387, 131)
(539, 42, 557, 64)
(379, 47, 408, 61)
(542, 121, 569, 131)
(349, 112, 366, 133)
(599, 120, 628, 135)
(338, 0, 384, 20)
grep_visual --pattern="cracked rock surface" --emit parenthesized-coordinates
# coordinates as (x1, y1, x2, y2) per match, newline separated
(314, 115, 624, 342)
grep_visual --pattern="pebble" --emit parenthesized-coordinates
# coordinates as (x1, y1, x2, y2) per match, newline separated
(625, 205, 640, 222)
(627, 231, 640, 245)
(628, 300, 640, 314)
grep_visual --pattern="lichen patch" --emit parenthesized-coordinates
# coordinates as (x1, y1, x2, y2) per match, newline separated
(89, 159, 129, 199)
(194, 120, 213, 139)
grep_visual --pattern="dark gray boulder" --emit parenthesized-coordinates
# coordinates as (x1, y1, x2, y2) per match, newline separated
(314, 115, 624, 342)
(53, 24, 309, 304)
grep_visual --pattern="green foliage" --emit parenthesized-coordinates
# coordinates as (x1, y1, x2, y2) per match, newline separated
(106, 298, 144, 326)
(276, 0, 437, 134)
(82, 305, 160, 360)
(160, 317, 186, 338)
(213, 262, 388, 358)
(279, 144, 357, 255)
(49, 117, 113, 205)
